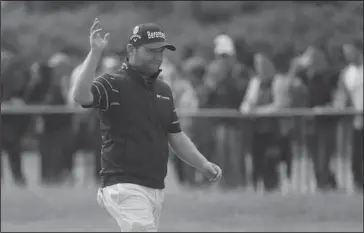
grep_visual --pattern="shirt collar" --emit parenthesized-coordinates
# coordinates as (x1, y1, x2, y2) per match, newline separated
(120, 62, 162, 88)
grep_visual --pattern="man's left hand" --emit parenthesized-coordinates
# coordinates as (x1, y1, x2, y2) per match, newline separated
(202, 162, 222, 182)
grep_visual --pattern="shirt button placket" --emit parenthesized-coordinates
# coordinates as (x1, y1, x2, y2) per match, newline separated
(148, 91, 154, 122)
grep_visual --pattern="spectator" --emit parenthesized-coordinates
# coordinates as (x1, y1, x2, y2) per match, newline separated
(159, 57, 200, 185)
(178, 56, 207, 186)
(25, 61, 54, 184)
(295, 46, 340, 191)
(179, 43, 196, 62)
(48, 52, 74, 101)
(37, 53, 75, 185)
(273, 58, 309, 182)
(200, 34, 251, 188)
(1, 58, 31, 186)
(182, 56, 206, 88)
(335, 43, 363, 192)
(239, 53, 282, 192)
(160, 57, 199, 115)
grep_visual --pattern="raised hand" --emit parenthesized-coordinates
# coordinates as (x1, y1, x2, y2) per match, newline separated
(89, 18, 110, 52)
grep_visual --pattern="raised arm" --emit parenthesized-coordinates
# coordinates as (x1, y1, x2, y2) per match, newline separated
(239, 76, 260, 113)
(70, 18, 110, 106)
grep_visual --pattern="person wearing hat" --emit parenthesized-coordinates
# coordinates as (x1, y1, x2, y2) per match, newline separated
(199, 34, 251, 188)
(70, 19, 222, 231)
(41, 52, 77, 185)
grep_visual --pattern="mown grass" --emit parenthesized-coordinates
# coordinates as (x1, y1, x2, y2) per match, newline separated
(1, 153, 363, 232)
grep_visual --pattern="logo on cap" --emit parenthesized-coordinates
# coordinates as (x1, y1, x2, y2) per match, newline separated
(130, 26, 142, 42)
(133, 26, 139, 35)
(147, 31, 166, 40)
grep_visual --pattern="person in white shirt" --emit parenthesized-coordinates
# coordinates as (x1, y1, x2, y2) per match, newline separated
(239, 53, 283, 191)
(335, 43, 363, 192)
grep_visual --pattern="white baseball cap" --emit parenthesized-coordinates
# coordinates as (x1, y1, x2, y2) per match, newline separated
(102, 56, 119, 70)
(213, 34, 236, 56)
(48, 52, 70, 68)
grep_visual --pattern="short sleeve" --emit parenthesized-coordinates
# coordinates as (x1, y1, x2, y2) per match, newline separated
(239, 76, 260, 112)
(81, 75, 113, 111)
(168, 91, 182, 134)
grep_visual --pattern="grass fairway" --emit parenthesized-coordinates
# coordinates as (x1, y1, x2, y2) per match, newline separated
(1, 153, 363, 232)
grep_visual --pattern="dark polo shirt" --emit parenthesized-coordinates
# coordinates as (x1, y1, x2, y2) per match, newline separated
(83, 63, 181, 189)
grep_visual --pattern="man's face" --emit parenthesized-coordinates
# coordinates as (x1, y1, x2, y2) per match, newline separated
(216, 53, 234, 65)
(133, 45, 164, 74)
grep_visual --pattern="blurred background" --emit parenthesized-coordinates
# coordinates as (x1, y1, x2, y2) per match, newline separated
(1, 1, 363, 232)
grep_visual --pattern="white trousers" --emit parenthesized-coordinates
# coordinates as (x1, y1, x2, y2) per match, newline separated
(97, 183, 165, 232)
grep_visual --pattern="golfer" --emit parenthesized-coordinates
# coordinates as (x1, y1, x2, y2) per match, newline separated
(70, 18, 222, 232)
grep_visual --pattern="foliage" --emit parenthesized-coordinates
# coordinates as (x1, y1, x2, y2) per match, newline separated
(1, 1, 362, 71)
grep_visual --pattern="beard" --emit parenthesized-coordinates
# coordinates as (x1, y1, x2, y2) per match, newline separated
(140, 60, 161, 76)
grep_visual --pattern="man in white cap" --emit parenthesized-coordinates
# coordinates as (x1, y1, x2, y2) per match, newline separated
(197, 34, 251, 188)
